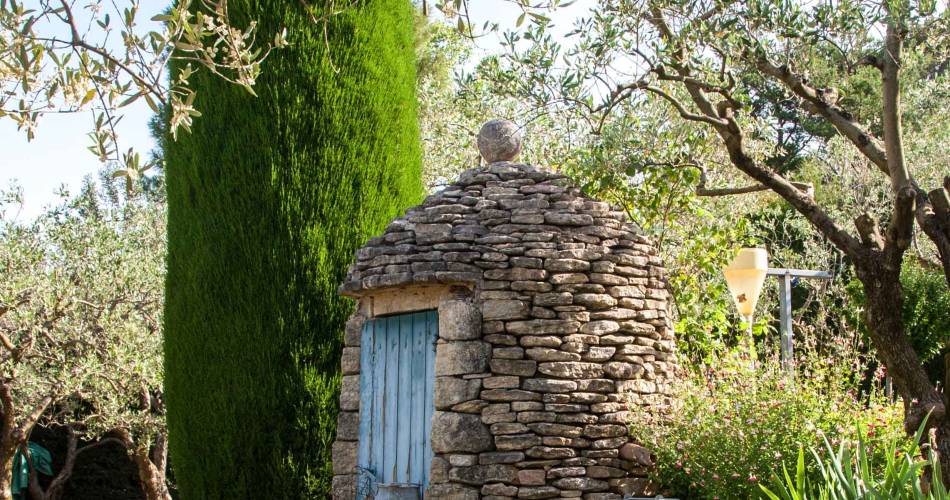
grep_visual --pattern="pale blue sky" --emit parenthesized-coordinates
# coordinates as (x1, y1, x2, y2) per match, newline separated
(1, 1, 591, 219)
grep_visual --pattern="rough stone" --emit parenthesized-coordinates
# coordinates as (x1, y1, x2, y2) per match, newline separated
(340, 375, 360, 411)
(525, 347, 581, 362)
(517, 486, 560, 499)
(551, 477, 609, 491)
(506, 320, 581, 335)
(482, 299, 531, 321)
(482, 483, 519, 496)
(520, 335, 561, 347)
(538, 362, 605, 379)
(440, 300, 483, 339)
(432, 411, 493, 453)
(449, 464, 518, 485)
(436, 341, 491, 376)
(436, 377, 483, 409)
(545, 258, 591, 272)
(484, 376, 521, 389)
(533, 292, 574, 306)
(619, 443, 654, 467)
(495, 433, 542, 450)
(478, 119, 523, 163)
(583, 424, 628, 438)
(331, 441, 357, 475)
(482, 389, 542, 402)
(490, 359, 538, 377)
(480, 451, 526, 464)
(579, 320, 620, 335)
(572, 294, 618, 309)
(518, 469, 547, 486)
(522, 378, 578, 393)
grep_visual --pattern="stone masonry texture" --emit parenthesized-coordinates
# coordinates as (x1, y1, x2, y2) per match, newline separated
(333, 162, 676, 499)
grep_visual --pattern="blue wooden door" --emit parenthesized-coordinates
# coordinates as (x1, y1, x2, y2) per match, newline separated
(357, 310, 437, 496)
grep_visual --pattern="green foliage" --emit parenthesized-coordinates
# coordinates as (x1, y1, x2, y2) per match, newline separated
(162, 1, 423, 498)
(762, 420, 947, 499)
(900, 263, 950, 364)
(632, 349, 904, 499)
(845, 261, 950, 382)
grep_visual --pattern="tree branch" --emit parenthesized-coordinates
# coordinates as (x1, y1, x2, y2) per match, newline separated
(696, 180, 814, 197)
(642, 85, 728, 127)
(752, 53, 890, 175)
(881, 18, 912, 191)
(884, 186, 917, 268)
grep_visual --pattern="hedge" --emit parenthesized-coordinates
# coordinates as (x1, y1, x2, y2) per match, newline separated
(162, 2, 423, 497)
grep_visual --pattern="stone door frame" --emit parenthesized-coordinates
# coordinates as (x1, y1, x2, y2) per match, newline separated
(332, 284, 486, 499)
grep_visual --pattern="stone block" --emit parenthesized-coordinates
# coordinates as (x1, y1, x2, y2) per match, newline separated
(526, 446, 575, 459)
(619, 443, 654, 466)
(481, 389, 541, 402)
(506, 320, 581, 336)
(484, 376, 521, 389)
(551, 477, 608, 491)
(525, 347, 581, 362)
(331, 474, 357, 499)
(426, 483, 480, 499)
(545, 258, 590, 272)
(449, 464, 518, 485)
(440, 300, 483, 339)
(436, 341, 491, 376)
(482, 299, 531, 321)
(520, 335, 561, 347)
(480, 451, 525, 464)
(483, 483, 519, 496)
(579, 320, 620, 335)
(490, 358, 538, 376)
(331, 441, 357, 475)
(340, 347, 360, 375)
(538, 362, 604, 379)
(582, 424, 628, 438)
(335, 411, 359, 441)
(517, 468, 547, 486)
(340, 375, 360, 411)
(432, 411, 493, 453)
(522, 378, 578, 393)
(572, 294, 617, 309)
(495, 433, 542, 450)
(516, 486, 560, 499)
(435, 376, 483, 409)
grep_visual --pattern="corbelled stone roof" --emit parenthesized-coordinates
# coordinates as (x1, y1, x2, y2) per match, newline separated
(339, 162, 660, 296)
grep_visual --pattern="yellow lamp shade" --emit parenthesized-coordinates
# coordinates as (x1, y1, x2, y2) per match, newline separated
(723, 248, 768, 321)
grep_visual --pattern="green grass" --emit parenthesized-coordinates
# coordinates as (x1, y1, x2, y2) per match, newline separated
(162, 2, 423, 497)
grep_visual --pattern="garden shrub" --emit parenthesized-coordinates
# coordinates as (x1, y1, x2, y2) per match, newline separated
(162, 2, 423, 498)
(631, 349, 905, 499)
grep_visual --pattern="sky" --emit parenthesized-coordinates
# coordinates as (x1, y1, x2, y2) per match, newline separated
(0, 1, 591, 220)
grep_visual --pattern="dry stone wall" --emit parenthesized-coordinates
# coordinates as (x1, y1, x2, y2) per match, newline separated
(334, 162, 677, 499)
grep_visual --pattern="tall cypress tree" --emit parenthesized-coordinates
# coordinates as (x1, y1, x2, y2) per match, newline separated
(162, 2, 423, 497)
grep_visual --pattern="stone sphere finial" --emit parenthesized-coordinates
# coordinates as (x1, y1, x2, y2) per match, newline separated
(477, 119, 522, 163)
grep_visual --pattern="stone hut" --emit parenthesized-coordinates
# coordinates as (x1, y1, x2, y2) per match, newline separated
(331, 120, 677, 499)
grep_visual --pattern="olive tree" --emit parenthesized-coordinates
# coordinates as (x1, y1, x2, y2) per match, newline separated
(476, 0, 950, 479)
(0, 182, 167, 500)
(0, 0, 288, 182)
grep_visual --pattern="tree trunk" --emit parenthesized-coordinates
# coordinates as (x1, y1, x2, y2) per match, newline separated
(118, 430, 170, 500)
(857, 262, 950, 481)
(0, 451, 16, 500)
(131, 445, 171, 500)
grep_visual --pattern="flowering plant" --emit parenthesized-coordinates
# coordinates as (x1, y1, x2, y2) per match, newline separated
(631, 346, 905, 499)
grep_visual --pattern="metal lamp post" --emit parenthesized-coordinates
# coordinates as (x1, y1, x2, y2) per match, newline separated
(722, 248, 833, 372)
